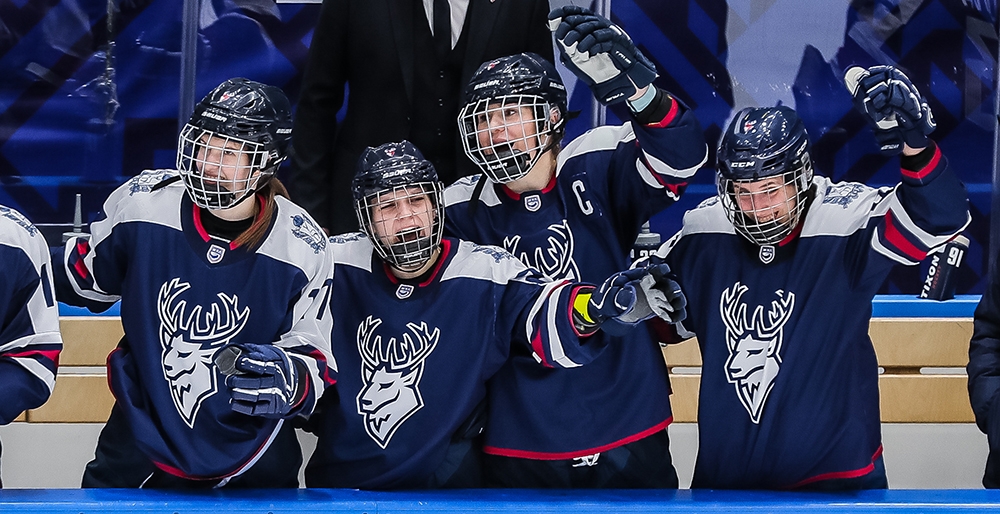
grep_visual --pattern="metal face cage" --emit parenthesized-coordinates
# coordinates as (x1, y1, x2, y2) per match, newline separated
(356, 181, 445, 272)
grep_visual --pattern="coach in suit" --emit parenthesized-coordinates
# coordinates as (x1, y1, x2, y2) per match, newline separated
(290, 0, 554, 234)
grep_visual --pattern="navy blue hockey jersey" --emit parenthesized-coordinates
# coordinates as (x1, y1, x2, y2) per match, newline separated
(444, 107, 707, 457)
(306, 234, 607, 488)
(0, 205, 61, 424)
(55, 170, 336, 480)
(656, 146, 969, 488)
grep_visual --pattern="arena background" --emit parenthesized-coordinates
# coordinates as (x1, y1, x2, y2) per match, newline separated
(0, 0, 997, 491)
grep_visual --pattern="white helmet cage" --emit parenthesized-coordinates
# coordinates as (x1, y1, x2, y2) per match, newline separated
(177, 126, 277, 210)
(356, 181, 445, 272)
(716, 152, 813, 246)
(458, 94, 561, 184)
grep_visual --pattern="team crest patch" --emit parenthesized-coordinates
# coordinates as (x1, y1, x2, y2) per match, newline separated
(524, 194, 541, 212)
(471, 245, 511, 263)
(719, 282, 795, 424)
(157, 278, 250, 428)
(128, 170, 176, 196)
(822, 183, 865, 209)
(290, 215, 327, 254)
(356, 316, 439, 448)
(396, 284, 414, 299)
(759, 245, 775, 264)
(0, 206, 38, 236)
(207, 244, 226, 264)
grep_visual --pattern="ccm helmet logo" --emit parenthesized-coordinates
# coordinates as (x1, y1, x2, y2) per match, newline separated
(729, 161, 755, 168)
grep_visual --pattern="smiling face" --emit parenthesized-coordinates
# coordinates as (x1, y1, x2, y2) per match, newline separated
(731, 175, 799, 225)
(474, 101, 541, 157)
(195, 134, 254, 190)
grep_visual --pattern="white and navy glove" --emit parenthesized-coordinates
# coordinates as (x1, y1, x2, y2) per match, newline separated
(218, 343, 303, 418)
(548, 5, 657, 105)
(845, 65, 935, 155)
(586, 263, 687, 336)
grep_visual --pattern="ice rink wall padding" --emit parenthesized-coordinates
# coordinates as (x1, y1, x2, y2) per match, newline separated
(2, 489, 1000, 513)
(0, 0, 997, 294)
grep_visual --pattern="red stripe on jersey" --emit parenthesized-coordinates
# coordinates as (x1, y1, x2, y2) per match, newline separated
(483, 417, 672, 459)
(883, 210, 927, 260)
(72, 257, 90, 281)
(901, 144, 941, 181)
(646, 96, 678, 128)
(192, 204, 211, 242)
(6, 349, 61, 364)
(789, 445, 884, 489)
(501, 174, 557, 200)
(306, 348, 337, 387)
(529, 324, 552, 369)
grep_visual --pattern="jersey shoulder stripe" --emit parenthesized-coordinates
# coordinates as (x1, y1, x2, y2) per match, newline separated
(800, 176, 887, 238)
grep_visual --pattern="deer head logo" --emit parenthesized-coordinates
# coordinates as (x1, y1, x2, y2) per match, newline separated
(503, 220, 580, 280)
(719, 282, 795, 424)
(356, 316, 439, 448)
(157, 278, 250, 428)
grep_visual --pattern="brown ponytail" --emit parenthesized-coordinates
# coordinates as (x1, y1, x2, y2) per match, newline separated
(232, 178, 290, 249)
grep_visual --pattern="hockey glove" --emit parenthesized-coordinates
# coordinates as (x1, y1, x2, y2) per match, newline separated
(220, 343, 303, 418)
(548, 5, 657, 105)
(845, 65, 935, 155)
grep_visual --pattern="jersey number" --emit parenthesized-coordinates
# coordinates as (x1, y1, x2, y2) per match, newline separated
(307, 278, 334, 320)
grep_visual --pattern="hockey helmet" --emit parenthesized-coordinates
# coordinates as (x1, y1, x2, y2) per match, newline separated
(458, 53, 567, 184)
(177, 77, 292, 210)
(353, 141, 445, 271)
(716, 106, 814, 245)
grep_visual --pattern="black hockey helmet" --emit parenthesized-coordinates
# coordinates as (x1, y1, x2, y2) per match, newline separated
(716, 106, 814, 245)
(458, 53, 567, 183)
(177, 77, 293, 210)
(353, 141, 444, 271)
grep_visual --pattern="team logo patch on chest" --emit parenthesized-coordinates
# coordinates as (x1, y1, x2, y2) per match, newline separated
(719, 282, 795, 424)
(758, 245, 775, 264)
(207, 244, 226, 264)
(524, 194, 542, 212)
(395, 284, 414, 299)
(356, 316, 440, 448)
(157, 278, 250, 428)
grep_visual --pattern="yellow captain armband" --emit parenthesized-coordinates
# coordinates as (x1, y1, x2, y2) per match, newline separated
(574, 290, 595, 324)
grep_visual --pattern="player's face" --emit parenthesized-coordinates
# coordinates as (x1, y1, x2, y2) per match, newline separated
(732, 176, 798, 224)
(475, 101, 540, 156)
(369, 186, 436, 246)
(195, 135, 253, 190)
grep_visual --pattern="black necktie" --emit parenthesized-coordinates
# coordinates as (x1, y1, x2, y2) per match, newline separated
(434, 0, 451, 58)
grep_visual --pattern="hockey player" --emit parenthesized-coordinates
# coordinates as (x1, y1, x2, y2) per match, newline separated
(443, 6, 707, 487)
(0, 204, 62, 487)
(305, 141, 685, 489)
(54, 78, 335, 488)
(649, 65, 969, 489)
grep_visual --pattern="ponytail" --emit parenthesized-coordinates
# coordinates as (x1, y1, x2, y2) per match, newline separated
(232, 178, 290, 249)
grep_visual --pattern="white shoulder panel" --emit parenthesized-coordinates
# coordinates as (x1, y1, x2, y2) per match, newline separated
(444, 174, 501, 208)
(440, 240, 530, 286)
(329, 232, 375, 272)
(800, 176, 891, 238)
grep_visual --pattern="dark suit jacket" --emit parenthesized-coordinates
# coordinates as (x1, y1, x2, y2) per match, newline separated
(290, 0, 555, 233)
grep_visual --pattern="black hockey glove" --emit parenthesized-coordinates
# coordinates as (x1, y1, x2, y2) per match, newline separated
(846, 65, 935, 155)
(584, 263, 686, 336)
(219, 343, 303, 418)
(548, 5, 657, 105)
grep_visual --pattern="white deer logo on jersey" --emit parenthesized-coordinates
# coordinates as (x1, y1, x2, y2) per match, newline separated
(719, 282, 795, 424)
(503, 220, 580, 280)
(356, 316, 439, 448)
(158, 278, 249, 428)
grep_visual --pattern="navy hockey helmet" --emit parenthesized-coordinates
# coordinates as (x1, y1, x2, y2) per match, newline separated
(353, 141, 445, 271)
(177, 77, 293, 210)
(716, 106, 814, 245)
(458, 53, 568, 184)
